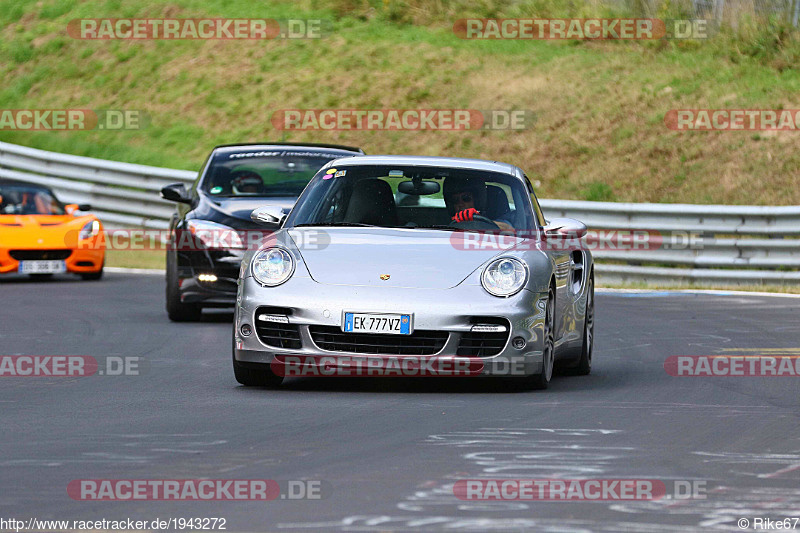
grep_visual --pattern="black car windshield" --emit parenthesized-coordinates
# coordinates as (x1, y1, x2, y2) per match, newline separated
(201, 149, 350, 198)
(285, 165, 537, 231)
(0, 184, 65, 215)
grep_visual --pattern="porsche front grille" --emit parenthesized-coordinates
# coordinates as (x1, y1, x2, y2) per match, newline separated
(457, 331, 509, 357)
(309, 326, 448, 356)
(457, 318, 510, 356)
(255, 321, 302, 349)
(9, 249, 72, 261)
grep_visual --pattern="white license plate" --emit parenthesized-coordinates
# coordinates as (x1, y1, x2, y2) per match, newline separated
(19, 260, 66, 274)
(344, 313, 412, 335)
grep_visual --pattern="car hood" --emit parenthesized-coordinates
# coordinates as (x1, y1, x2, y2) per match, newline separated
(0, 215, 95, 249)
(289, 227, 521, 289)
(208, 197, 296, 224)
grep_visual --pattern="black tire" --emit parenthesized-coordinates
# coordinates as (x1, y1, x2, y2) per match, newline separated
(233, 359, 283, 388)
(166, 252, 201, 322)
(573, 276, 594, 376)
(232, 332, 283, 387)
(80, 261, 104, 281)
(525, 285, 555, 390)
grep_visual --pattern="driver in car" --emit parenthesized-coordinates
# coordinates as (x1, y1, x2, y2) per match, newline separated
(447, 178, 514, 231)
(231, 171, 266, 195)
(20, 192, 48, 215)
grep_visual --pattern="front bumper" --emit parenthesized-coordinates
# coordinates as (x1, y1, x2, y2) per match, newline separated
(233, 275, 548, 377)
(0, 248, 104, 275)
(177, 249, 244, 306)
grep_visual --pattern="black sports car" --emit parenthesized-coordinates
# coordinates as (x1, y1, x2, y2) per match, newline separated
(160, 142, 364, 321)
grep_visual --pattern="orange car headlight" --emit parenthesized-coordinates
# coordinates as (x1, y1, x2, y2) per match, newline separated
(79, 220, 100, 240)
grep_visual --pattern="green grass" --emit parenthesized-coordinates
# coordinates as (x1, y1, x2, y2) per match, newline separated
(1, 0, 800, 204)
(105, 249, 165, 270)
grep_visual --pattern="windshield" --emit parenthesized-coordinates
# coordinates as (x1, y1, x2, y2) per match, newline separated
(285, 164, 536, 231)
(0, 184, 65, 215)
(201, 149, 351, 198)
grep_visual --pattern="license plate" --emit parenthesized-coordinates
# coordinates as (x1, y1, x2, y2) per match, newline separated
(344, 313, 412, 335)
(19, 260, 66, 274)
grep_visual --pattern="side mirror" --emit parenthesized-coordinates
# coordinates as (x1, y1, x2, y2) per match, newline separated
(160, 183, 191, 204)
(251, 206, 288, 226)
(544, 218, 587, 239)
(65, 204, 91, 215)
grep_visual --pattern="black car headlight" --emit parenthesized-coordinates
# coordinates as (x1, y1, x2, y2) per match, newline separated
(251, 247, 294, 286)
(186, 219, 244, 249)
(481, 257, 528, 297)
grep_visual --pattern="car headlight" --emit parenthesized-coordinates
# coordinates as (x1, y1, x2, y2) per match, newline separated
(251, 247, 295, 286)
(79, 220, 100, 240)
(186, 220, 244, 249)
(481, 257, 528, 297)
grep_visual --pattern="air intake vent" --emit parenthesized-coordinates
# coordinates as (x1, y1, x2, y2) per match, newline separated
(255, 307, 300, 349)
(457, 317, 510, 356)
(309, 326, 447, 356)
(9, 249, 72, 261)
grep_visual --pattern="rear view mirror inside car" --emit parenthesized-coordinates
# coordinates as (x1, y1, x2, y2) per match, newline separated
(397, 179, 440, 195)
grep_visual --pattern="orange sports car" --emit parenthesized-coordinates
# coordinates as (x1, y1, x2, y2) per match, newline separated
(0, 178, 105, 280)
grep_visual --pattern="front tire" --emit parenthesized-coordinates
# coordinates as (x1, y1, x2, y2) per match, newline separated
(81, 261, 104, 281)
(232, 331, 283, 388)
(525, 286, 555, 390)
(166, 252, 201, 322)
(573, 276, 594, 376)
(233, 359, 284, 388)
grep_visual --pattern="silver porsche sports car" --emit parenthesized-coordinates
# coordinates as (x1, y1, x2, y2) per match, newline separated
(233, 156, 594, 390)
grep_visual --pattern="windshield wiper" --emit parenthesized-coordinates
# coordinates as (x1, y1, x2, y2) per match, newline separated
(294, 222, 378, 228)
(415, 224, 482, 233)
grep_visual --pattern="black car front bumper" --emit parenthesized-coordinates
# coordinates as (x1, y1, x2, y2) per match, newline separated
(177, 249, 243, 307)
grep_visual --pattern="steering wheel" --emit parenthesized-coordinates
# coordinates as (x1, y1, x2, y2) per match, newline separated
(450, 214, 500, 230)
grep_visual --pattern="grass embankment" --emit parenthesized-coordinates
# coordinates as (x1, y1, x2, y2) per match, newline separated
(3, 1, 799, 285)
(105, 249, 164, 270)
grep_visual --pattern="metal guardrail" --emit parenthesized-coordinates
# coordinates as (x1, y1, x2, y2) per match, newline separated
(0, 141, 195, 228)
(544, 199, 800, 285)
(1, 140, 798, 286)
(543, 199, 800, 236)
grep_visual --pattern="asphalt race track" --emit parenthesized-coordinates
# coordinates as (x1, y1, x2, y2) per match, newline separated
(1, 272, 799, 532)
